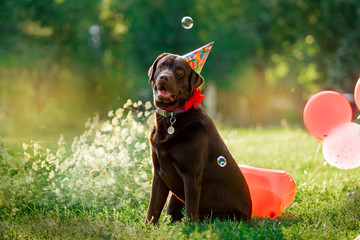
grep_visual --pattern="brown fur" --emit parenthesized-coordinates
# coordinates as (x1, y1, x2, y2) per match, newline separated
(146, 53, 252, 223)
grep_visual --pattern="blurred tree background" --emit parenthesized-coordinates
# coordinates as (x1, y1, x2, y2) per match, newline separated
(1, 0, 360, 142)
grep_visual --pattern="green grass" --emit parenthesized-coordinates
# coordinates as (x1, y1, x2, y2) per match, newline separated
(1, 126, 360, 239)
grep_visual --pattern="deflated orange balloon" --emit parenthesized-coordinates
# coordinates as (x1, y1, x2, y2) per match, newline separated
(239, 165, 296, 219)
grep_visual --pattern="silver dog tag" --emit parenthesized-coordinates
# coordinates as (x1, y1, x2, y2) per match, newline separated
(167, 126, 175, 134)
(168, 116, 176, 135)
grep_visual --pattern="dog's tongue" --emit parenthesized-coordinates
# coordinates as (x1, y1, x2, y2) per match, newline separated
(157, 89, 172, 98)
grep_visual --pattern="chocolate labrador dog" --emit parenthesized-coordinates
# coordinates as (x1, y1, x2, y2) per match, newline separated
(146, 53, 252, 223)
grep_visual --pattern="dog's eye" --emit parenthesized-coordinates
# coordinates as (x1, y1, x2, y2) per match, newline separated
(159, 62, 167, 69)
(176, 69, 184, 76)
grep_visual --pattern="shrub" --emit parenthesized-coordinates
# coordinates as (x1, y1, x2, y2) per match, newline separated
(0, 100, 154, 209)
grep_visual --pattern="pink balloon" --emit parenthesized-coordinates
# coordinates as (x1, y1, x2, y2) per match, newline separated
(239, 165, 296, 219)
(322, 122, 360, 169)
(355, 78, 360, 111)
(303, 91, 352, 139)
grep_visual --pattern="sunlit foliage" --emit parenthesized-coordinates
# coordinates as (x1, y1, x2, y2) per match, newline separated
(0, 101, 154, 209)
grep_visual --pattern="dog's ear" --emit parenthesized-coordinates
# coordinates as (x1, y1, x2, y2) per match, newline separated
(189, 71, 205, 91)
(148, 53, 169, 83)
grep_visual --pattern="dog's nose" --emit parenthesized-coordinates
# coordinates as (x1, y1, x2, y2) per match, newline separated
(159, 73, 170, 81)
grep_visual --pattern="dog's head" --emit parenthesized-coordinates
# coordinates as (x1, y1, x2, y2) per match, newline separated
(148, 53, 204, 110)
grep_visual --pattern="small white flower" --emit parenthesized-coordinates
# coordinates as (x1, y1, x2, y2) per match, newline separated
(140, 171, 148, 179)
(137, 112, 143, 118)
(58, 135, 66, 147)
(144, 111, 152, 117)
(101, 121, 113, 131)
(85, 117, 92, 128)
(145, 101, 152, 110)
(59, 162, 68, 172)
(115, 108, 124, 118)
(22, 143, 29, 150)
(54, 188, 60, 196)
(24, 152, 31, 162)
(49, 170, 55, 179)
(107, 178, 116, 185)
(33, 142, 41, 150)
(41, 161, 47, 169)
(32, 162, 39, 171)
(95, 147, 105, 157)
(121, 128, 129, 137)
(125, 137, 133, 144)
(123, 99, 133, 108)
(111, 118, 119, 125)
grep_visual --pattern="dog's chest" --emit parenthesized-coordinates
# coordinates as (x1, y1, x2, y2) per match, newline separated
(150, 121, 191, 169)
(150, 112, 208, 171)
(150, 125, 188, 192)
(151, 126, 178, 161)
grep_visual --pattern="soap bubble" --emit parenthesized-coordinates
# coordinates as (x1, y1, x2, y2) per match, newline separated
(217, 156, 227, 167)
(181, 16, 193, 29)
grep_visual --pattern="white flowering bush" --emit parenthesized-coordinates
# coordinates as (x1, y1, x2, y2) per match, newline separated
(0, 100, 155, 209)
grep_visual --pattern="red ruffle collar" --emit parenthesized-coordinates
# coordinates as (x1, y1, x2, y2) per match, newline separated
(162, 88, 204, 112)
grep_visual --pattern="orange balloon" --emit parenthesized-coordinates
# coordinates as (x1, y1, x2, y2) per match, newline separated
(239, 165, 296, 219)
(303, 91, 352, 139)
(355, 78, 360, 111)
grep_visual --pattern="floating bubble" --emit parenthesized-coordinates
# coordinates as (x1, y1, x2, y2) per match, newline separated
(181, 16, 193, 29)
(217, 156, 227, 167)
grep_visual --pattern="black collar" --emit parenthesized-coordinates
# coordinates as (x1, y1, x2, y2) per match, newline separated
(156, 104, 201, 118)
(156, 108, 186, 118)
